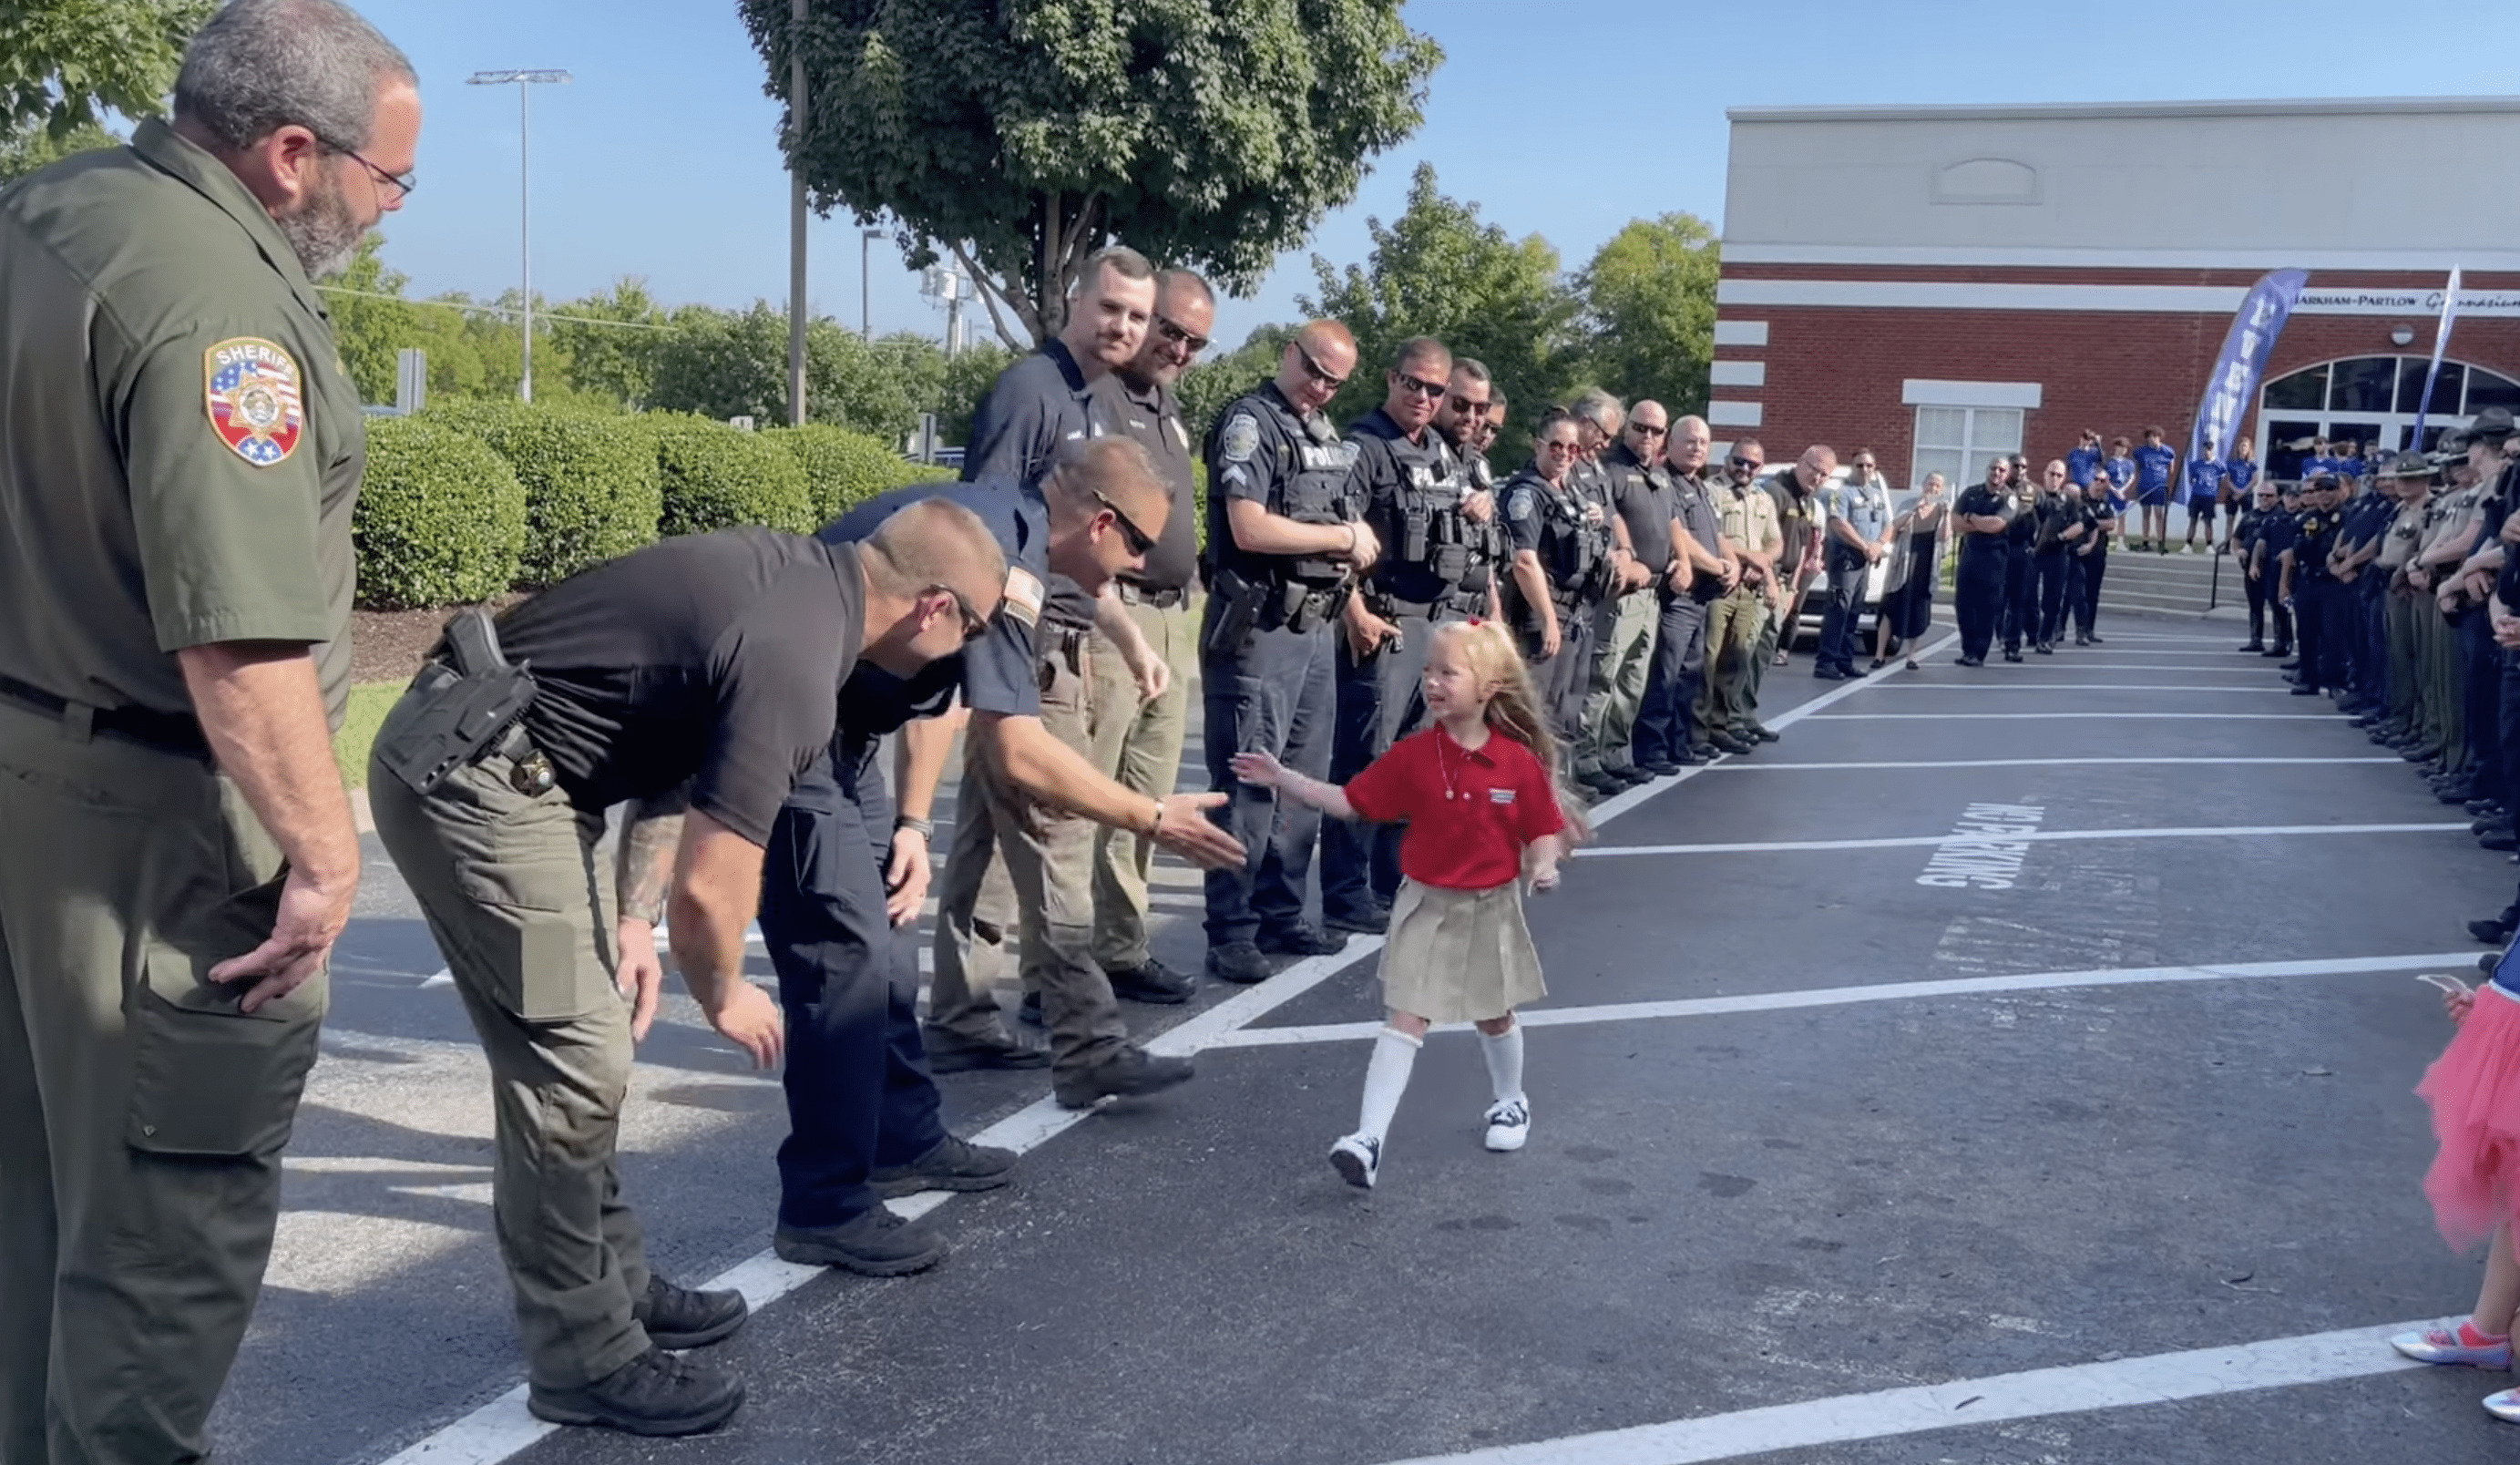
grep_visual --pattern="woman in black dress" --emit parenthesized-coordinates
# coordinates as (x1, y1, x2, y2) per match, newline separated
(1873, 473, 1950, 670)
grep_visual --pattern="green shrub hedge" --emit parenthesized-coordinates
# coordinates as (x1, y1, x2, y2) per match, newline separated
(425, 400, 661, 586)
(353, 417, 527, 610)
(769, 423, 952, 522)
(651, 414, 816, 538)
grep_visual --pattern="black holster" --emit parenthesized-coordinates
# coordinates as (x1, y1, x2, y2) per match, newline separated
(374, 609, 539, 796)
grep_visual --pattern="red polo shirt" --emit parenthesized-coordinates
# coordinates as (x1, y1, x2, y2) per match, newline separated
(1343, 724, 1565, 890)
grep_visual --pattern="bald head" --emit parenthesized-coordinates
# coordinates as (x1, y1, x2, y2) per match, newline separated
(859, 498, 1008, 615)
(1278, 320, 1357, 415)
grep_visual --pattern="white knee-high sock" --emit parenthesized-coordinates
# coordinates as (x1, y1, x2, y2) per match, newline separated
(1480, 1022, 1525, 1104)
(1356, 1027, 1422, 1141)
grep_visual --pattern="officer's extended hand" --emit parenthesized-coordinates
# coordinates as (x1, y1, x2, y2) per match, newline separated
(612, 918, 664, 1040)
(214, 863, 357, 1013)
(1462, 488, 1495, 524)
(1124, 644, 1170, 703)
(705, 981, 784, 1069)
(1152, 792, 1244, 870)
(885, 826, 932, 927)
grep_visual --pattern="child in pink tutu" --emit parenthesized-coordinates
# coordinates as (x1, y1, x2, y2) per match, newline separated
(1231, 620, 1581, 1190)
(2393, 954, 2520, 1421)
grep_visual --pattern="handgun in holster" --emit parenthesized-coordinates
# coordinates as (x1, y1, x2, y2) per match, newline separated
(1204, 568, 1265, 656)
(375, 608, 542, 797)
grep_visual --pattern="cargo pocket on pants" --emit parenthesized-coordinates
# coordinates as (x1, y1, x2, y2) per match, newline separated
(128, 874, 324, 1158)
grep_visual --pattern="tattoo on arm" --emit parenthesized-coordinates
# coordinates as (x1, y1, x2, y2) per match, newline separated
(616, 785, 691, 925)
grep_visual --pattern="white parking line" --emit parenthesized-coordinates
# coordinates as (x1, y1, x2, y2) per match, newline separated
(1370, 1319, 2430, 1465)
(1867, 683, 2290, 692)
(1578, 822, 2460, 857)
(1206, 952, 2474, 1048)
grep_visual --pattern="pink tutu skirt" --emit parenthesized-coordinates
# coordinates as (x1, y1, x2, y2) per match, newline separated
(2419, 981, 2520, 1250)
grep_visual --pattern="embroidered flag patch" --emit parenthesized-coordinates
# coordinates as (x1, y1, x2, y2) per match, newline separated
(1001, 566, 1045, 627)
(205, 337, 305, 466)
(1489, 787, 1516, 804)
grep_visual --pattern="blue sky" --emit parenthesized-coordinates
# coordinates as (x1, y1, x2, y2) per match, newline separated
(353, 0, 2500, 352)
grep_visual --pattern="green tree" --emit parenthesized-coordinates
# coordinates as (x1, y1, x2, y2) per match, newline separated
(322, 237, 426, 404)
(1, 0, 212, 138)
(0, 117, 116, 184)
(1301, 162, 1580, 461)
(550, 278, 669, 408)
(739, 0, 1440, 346)
(939, 341, 1017, 443)
(649, 302, 786, 424)
(1573, 212, 1720, 417)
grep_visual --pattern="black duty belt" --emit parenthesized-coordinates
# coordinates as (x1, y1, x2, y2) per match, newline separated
(1117, 582, 1189, 610)
(0, 673, 211, 761)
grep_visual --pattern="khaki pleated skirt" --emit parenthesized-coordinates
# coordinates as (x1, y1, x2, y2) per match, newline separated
(1376, 877, 1547, 1025)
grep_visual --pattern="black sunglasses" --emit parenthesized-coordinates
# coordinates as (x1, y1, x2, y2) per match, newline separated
(1093, 492, 1157, 556)
(1632, 423, 1668, 438)
(1729, 456, 1761, 471)
(314, 131, 415, 198)
(1394, 374, 1446, 399)
(1449, 394, 1490, 415)
(1154, 314, 1210, 354)
(1296, 343, 1347, 390)
(927, 583, 989, 642)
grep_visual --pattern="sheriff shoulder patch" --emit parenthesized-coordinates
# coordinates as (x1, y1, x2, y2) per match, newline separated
(204, 337, 305, 467)
(1220, 412, 1260, 464)
(1001, 566, 1045, 628)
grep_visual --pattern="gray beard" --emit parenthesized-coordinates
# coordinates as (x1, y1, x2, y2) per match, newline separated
(279, 174, 368, 279)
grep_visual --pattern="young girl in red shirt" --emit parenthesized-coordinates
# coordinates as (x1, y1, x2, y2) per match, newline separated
(1233, 620, 1582, 1190)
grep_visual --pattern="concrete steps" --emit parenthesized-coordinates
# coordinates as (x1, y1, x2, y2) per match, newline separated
(2098, 542, 2238, 617)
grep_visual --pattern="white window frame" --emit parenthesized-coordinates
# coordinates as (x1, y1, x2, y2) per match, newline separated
(1910, 405, 2024, 493)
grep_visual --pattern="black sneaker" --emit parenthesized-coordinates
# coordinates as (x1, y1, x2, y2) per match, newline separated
(1323, 906, 1390, 936)
(2003, 649, 2023, 663)
(2033, 642, 2054, 655)
(870, 1133, 1017, 1198)
(527, 1346, 744, 1438)
(1258, 925, 1346, 957)
(1107, 958, 1195, 1004)
(2238, 642, 2264, 653)
(1577, 769, 1625, 795)
(773, 1207, 948, 1275)
(922, 1026, 1050, 1072)
(1748, 726, 1781, 743)
(1206, 941, 1272, 984)
(2085, 634, 2104, 644)
(2479, 919, 2520, 946)
(1812, 665, 1849, 681)
(1686, 743, 1718, 760)
(1636, 760, 1684, 777)
(1608, 765, 1656, 788)
(634, 1275, 748, 1351)
(1052, 1046, 1195, 1109)
(1707, 732, 1755, 754)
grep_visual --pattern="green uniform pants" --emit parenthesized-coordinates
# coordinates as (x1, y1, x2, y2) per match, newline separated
(2424, 603, 2467, 773)
(1695, 591, 1767, 739)
(0, 698, 324, 1465)
(365, 699, 650, 1394)
(2384, 592, 2422, 740)
(1747, 584, 1800, 726)
(1088, 599, 1195, 971)
(1577, 590, 1659, 776)
(928, 630, 1132, 1076)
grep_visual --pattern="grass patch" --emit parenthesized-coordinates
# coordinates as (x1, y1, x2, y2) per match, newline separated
(334, 680, 402, 789)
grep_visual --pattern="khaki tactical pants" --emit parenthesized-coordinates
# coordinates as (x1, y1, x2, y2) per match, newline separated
(1696, 590, 1767, 739)
(1088, 599, 1195, 971)
(927, 630, 1132, 1076)
(365, 690, 650, 1394)
(0, 697, 324, 1465)
(1577, 590, 1659, 776)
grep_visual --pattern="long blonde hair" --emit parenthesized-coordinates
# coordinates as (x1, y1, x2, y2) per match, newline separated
(1431, 620, 1594, 844)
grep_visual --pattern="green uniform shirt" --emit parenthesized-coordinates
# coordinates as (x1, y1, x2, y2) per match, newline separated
(0, 118, 364, 727)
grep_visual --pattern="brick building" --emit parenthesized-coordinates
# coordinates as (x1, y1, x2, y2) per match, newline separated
(1709, 97, 2520, 487)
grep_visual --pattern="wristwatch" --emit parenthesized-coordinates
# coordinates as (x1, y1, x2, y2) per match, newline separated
(895, 814, 935, 840)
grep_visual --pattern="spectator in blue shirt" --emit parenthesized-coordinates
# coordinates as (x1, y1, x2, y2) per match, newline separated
(2066, 429, 2101, 488)
(2223, 438, 2259, 553)
(2132, 425, 2177, 553)
(2104, 435, 2139, 545)
(2183, 445, 2223, 553)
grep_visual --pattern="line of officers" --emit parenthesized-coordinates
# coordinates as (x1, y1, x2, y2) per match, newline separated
(1183, 332, 1859, 986)
(2223, 406, 2520, 956)
(1949, 454, 2120, 667)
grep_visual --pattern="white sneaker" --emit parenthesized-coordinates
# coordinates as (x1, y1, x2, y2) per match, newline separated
(1483, 1098, 1530, 1153)
(1329, 1132, 1380, 1189)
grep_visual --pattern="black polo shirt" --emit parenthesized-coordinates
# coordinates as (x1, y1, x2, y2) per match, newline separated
(497, 528, 866, 845)
(1601, 443, 1676, 577)
(1088, 367, 1199, 594)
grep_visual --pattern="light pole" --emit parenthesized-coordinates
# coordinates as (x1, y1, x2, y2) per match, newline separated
(785, 0, 807, 425)
(862, 227, 883, 338)
(466, 68, 572, 404)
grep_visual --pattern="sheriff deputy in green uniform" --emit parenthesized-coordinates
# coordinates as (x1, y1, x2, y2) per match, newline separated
(0, 3, 420, 1461)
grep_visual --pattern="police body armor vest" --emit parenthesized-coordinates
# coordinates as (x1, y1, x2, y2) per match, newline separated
(1393, 437, 1501, 596)
(1514, 468, 1610, 605)
(1209, 388, 1360, 589)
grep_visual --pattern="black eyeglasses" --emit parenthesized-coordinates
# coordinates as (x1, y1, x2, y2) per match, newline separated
(1154, 315, 1210, 354)
(1632, 424, 1668, 438)
(1394, 374, 1446, 399)
(926, 584, 989, 642)
(1295, 343, 1348, 390)
(1092, 492, 1157, 556)
(314, 132, 415, 198)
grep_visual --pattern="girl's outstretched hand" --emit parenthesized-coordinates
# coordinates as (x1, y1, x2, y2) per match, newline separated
(1527, 859, 1560, 894)
(1229, 750, 1286, 788)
